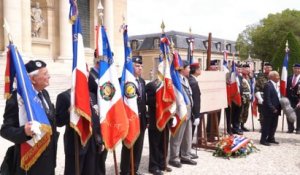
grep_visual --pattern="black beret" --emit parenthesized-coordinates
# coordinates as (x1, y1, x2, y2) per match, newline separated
(235, 63, 242, 68)
(293, 63, 300, 68)
(242, 63, 250, 68)
(264, 62, 272, 67)
(132, 56, 143, 64)
(25, 60, 47, 73)
(182, 60, 189, 68)
(210, 60, 218, 66)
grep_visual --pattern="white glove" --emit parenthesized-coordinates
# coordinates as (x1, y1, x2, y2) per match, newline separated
(193, 118, 200, 126)
(171, 117, 177, 127)
(31, 120, 42, 141)
(255, 92, 263, 104)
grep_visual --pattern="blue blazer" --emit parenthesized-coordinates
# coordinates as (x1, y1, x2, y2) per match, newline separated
(262, 81, 281, 116)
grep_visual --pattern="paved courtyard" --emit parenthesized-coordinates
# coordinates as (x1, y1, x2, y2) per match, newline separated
(1, 113, 300, 175)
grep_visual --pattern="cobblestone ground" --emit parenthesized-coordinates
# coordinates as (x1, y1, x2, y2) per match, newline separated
(1, 113, 300, 175)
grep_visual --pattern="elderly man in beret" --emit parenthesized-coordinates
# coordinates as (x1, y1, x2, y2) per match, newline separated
(1, 60, 58, 174)
(286, 63, 300, 134)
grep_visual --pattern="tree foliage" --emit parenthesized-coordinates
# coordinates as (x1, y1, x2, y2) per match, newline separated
(236, 9, 300, 63)
(271, 32, 300, 75)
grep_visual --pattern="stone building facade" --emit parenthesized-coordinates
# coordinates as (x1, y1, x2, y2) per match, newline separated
(0, 0, 127, 66)
(129, 31, 261, 80)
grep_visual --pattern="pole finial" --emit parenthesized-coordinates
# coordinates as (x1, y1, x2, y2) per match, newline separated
(286, 40, 289, 52)
(161, 21, 165, 33)
(3, 18, 13, 44)
(98, 0, 104, 25)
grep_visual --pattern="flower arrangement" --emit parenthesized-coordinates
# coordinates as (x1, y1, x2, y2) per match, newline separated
(213, 135, 259, 159)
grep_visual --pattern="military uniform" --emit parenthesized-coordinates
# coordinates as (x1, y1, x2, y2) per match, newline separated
(255, 73, 269, 126)
(240, 75, 251, 130)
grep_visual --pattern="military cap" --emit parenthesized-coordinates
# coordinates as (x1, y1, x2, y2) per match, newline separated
(242, 63, 250, 68)
(235, 63, 242, 68)
(264, 62, 272, 67)
(293, 63, 300, 68)
(182, 60, 189, 68)
(210, 60, 218, 66)
(132, 56, 143, 64)
(25, 60, 47, 73)
(190, 62, 200, 69)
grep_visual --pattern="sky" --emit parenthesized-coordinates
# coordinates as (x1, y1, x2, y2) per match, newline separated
(127, 0, 300, 41)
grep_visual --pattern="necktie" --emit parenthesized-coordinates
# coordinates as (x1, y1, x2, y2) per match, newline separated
(38, 92, 49, 114)
(292, 76, 297, 87)
(136, 78, 142, 99)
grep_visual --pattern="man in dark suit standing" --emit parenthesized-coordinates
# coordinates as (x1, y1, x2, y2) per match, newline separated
(260, 71, 281, 146)
(88, 50, 108, 174)
(286, 63, 300, 134)
(146, 79, 172, 175)
(55, 89, 104, 175)
(120, 56, 147, 175)
(188, 62, 201, 139)
(1, 60, 58, 175)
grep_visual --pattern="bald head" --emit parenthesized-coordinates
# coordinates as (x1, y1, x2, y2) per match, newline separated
(268, 71, 280, 83)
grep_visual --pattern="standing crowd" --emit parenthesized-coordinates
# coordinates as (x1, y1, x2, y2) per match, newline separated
(1, 52, 300, 175)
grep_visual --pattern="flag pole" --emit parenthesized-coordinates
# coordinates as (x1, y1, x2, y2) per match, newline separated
(161, 21, 168, 172)
(74, 133, 80, 175)
(121, 16, 135, 175)
(3, 18, 13, 44)
(97, 2, 119, 175)
(206, 33, 212, 70)
(282, 41, 289, 132)
(251, 103, 255, 131)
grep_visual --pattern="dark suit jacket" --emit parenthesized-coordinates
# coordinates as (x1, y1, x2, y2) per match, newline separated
(136, 77, 147, 131)
(286, 75, 300, 108)
(188, 75, 201, 121)
(88, 68, 99, 95)
(55, 89, 102, 156)
(262, 81, 281, 116)
(145, 80, 159, 130)
(0, 90, 58, 175)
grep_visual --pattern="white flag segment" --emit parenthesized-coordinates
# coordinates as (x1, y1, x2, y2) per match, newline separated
(70, 30, 89, 124)
(123, 69, 138, 113)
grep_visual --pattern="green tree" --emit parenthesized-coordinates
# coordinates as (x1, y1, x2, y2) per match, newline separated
(237, 9, 300, 63)
(272, 32, 300, 75)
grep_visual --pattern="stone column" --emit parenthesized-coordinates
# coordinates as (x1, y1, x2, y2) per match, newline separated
(21, 0, 32, 56)
(3, 0, 22, 50)
(58, 0, 72, 60)
(103, 0, 114, 51)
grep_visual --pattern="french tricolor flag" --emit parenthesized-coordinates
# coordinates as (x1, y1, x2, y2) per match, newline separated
(120, 25, 140, 148)
(5, 44, 52, 171)
(280, 44, 289, 97)
(96, 25, 129, 150)
(169, 51, 188, 136)
(223, 50, 229, 73)
(156, 34, 176, 131)
(69, 2, 92, 146)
